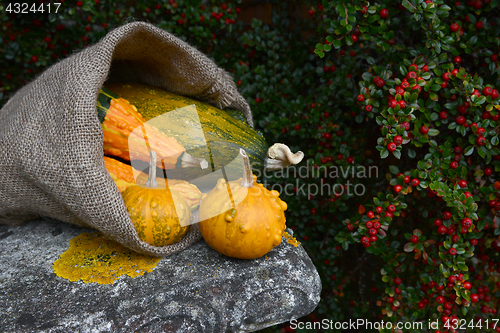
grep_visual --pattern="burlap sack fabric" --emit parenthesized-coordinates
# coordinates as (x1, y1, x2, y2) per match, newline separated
(0, 22, 253, 256)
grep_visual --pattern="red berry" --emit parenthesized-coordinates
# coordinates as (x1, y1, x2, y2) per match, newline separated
(408, 64, 418, 72)
(294, 124, 300, 130)
(393, 135, 403, 145)
(387, 204, 396, 213)
(420, 125, 429, 134)
(454, 56, 462, 64)
(388, 99, 398, 108)
(433, 218, 442, 227)
(450, 161, 459, 169)
(365, 105, 373, 112)
(411, 178, 419, 186)
(380, 9, 389, 19)
(476, 136, 486, 146)
(450, 23, 459, 32)
(357, 94, 365, 102)
(76, 1, 83, 6)
(484, 167, 492, 176)
(398, 100, 406, 108)
(407, 71, 417, 79)
(449, 247, 457, 255)
(442, 72, 451, 81)
(375, 206, 383, 214)
(30, 55, 38, 63)
(436, 296, 445, 304)
(456, 115, 466, 125)
(461, 218, 472, 228)
(439, 111, 448, 119)
(475, 21, 484, 29)
(438, 225, 448, 235)
(387, 142, 397, 152)
(458, 104, 468, 114)
(394, 185, 402, 193)
(442, 211, 452, 220)
(410, 235, 419, 244)
(483, 86, 493, 96)
(376, 79, 385, 87)
(471, 294, 479, 303)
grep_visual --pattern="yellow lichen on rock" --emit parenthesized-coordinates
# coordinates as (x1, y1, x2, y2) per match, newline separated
(283, 231, 300, 247)
(53, 232, 161, 284)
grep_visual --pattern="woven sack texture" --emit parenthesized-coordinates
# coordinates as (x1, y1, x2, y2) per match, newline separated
(0, 22, 253, 256)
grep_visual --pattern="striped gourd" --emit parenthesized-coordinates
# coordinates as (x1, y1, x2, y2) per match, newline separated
(101, 83, 268, 187)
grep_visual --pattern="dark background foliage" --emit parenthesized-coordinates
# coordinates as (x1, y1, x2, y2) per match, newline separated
(1, 0, 500, 332)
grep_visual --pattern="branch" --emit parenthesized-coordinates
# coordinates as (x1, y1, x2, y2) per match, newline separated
(404, 0, 418, 12)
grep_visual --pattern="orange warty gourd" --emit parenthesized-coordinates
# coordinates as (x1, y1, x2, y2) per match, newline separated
(122, 151, 191, 247)
(103, 156, 202, 210)
(198, 149, 288, 259)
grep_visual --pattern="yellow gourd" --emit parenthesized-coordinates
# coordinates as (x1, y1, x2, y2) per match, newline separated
(122, 151, 191, 247)
(198, 149, 288, 259)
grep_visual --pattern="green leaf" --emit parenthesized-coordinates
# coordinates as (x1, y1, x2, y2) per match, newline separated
(389, 165, 400, 175)
(333, 40, 342, 49)
(464, 146, 474, 156)
(427, 129, 439, 137)
(404, 243, 415, 252)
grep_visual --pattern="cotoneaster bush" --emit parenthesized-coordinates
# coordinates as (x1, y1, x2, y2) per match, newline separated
(1, 1, 500, 333)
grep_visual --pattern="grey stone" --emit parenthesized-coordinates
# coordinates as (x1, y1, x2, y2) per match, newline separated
(0, 219, 321, 332)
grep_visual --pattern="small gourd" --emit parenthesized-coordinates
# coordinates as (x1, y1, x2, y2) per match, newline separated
(198, 149, 288, 259)
(122, 151, 191, 247)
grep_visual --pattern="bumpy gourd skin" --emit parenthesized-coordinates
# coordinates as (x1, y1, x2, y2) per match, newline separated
(122, 185, 191, 247)
(199, 175, 288, 259)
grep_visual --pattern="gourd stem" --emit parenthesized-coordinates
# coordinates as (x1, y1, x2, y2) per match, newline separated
(145, 151, 159, 188)
(239, 148, 254, 188)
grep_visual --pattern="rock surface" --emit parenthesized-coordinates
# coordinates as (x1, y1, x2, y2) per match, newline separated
(0, 219, 321, 332)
